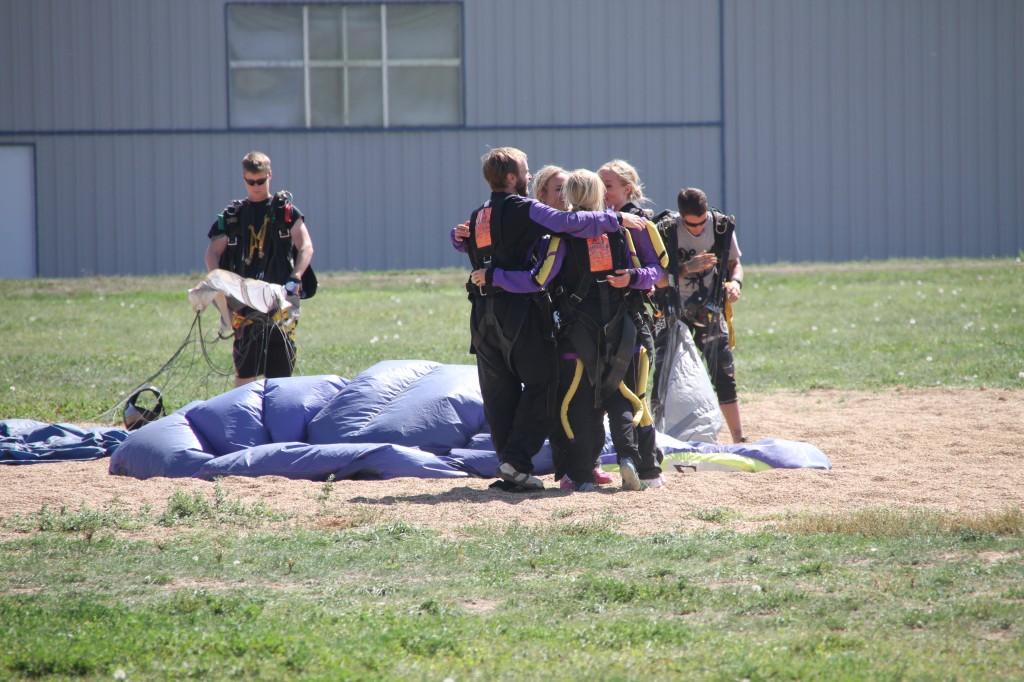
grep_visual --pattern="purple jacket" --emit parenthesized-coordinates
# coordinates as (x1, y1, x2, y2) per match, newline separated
(491, 221, 663, 294)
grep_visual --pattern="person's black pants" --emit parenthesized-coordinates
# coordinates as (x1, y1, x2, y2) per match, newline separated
(473, 296, 558, 474)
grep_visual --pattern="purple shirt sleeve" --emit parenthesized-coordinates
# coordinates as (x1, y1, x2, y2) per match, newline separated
(527, 201, 619, 238)
(628, 227, 664, 290)
(492, 268, 542, 294)
(491, 236, 565, 294)
(450, 227, 468, 253)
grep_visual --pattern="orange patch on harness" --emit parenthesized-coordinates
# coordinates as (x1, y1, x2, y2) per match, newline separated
(587, 235, 613, 272)
(475, 207, 492, 248)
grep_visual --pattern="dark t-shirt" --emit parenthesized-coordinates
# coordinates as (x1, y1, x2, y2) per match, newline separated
(208, 197, 304, 282)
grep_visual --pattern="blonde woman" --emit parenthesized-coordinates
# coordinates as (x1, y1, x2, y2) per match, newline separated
(532, 164, 569, 211)
(551, 169, 665, 491)
(450, 149, 646, 490)
(597, 159, 666, 487)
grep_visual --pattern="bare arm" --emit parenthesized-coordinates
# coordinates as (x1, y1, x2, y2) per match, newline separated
(726, 258, 744, 302)
(289, 218, 314, 278)
(205, 235, 227, 272)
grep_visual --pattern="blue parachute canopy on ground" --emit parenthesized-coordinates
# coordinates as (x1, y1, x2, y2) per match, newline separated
(99, 360, 830, 480)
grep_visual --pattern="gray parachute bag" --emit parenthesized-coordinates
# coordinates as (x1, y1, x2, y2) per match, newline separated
(654, 321, 723, 442)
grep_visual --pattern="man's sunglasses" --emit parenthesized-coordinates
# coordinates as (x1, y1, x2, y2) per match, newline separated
(245, 176, 269, 186)
(683, 218, 705, 228)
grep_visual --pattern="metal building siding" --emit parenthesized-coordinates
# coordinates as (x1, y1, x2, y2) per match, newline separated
(2, 0, 1022, 277)
(0, 0, 226, 132)
(463, 0, 717, 127)
(725, 0, 1022, 264)
(19, 123, 721, 276)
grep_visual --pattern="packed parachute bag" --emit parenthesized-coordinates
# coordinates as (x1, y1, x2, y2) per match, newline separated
(652, 320, 723, 443)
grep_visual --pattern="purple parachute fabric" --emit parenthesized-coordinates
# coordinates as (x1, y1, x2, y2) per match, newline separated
(1, 420, 128, 464)
(69, 359, 830, 480)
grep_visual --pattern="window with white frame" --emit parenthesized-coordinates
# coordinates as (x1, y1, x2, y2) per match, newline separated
(227, 3, 462, 128)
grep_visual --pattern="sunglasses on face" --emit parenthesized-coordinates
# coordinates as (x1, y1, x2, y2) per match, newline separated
(683, 218, 705, 228)
(245, 176, 269, 186)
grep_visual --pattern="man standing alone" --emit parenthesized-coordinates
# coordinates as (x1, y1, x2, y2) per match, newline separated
(205, 151, 314, 387)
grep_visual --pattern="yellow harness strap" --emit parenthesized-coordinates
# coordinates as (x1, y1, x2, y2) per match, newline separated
(617, 381, 645, 427)
(560, 358, 586, 440)
(725, 299, 736, 349)
(645, 219, 670, 268)
(533, 236, 562, 288)
(622, 220, 670, 271)
(562, 348, 654, 436)
(622, 229, 641, 269)
(247, 217, 268, 264)
(636, 346, 653, 428)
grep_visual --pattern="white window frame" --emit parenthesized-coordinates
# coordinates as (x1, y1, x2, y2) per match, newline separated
(228, 3, 462, 128)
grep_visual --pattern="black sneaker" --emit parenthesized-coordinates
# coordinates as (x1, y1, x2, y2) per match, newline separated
(495, 462, 545, 490)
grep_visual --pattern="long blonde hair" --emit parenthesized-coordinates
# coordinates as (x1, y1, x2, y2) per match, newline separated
(563, 169, 605, 212)
(598, 159, 646, 205)
(533, 165, 566, 200)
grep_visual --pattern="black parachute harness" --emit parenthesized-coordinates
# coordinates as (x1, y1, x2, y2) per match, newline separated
(551, 229, 652, 441)
(218, 191, 318, 298)
(466, 195, 541, 368)
(651, 209, 737, 417)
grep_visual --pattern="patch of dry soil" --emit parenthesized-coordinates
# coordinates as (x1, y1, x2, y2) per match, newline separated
(2, 388, 1021, 538)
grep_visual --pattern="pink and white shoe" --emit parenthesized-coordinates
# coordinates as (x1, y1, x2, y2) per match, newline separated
(559, 475, 575, 490)
(593, 467, 613, 485)
(641, 475, 665, 489)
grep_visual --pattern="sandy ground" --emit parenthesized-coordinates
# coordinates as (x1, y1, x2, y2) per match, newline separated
(2, 387, 1022, 539)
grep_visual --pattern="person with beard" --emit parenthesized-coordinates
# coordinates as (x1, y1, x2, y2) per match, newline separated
(451, 148, 646, 490)
(479, 168, 665, 492)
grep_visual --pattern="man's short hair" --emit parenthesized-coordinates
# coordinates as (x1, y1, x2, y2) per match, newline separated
(677, 187, 708, 216)
(481, 147, 525, 191)
(243, 151, 271, 175)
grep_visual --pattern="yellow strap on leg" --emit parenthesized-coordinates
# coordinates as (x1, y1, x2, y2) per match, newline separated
(560, 359, 585, 441)
(636, 346, 653, 428)
(618, 381, 645, 428)
(725, 300, 736, 349)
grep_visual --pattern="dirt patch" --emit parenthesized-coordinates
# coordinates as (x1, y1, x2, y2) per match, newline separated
(2, 388, 1021, 539)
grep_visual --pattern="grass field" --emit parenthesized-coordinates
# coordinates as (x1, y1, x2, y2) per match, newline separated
(1, 258, 1021, 423)
(1, 259, 1023, 680)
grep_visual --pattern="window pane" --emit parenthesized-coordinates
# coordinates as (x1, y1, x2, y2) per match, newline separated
(347, 6, 382, 60)
(309, 7, 345, 61)
(230, 68, 304, 128)
(387, 4, 460, 60)
(310, 68, 345, 127)
(228, 6, 303, 61)
(388, 66, 460, 126)
(349, 67, 384, 126)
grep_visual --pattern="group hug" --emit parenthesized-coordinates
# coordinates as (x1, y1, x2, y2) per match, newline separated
(450, 147, 745, 492)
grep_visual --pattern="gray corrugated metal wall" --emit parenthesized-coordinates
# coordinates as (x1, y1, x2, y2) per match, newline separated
(725, 0, 1023, 262)
(0, 0, 1021, 277)
(20, 127, 721, 275)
